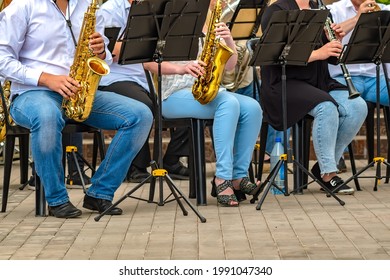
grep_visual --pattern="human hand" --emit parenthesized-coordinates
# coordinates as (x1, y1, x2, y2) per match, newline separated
(330, 22, 345, 42)
(89, 32, 106, 56)
(39, 73, 80, 99)
(183, 60, 207, 77)
(215, 22, 235, 46)
(358, 0, 381, 15)
(313, 40, 343, 61)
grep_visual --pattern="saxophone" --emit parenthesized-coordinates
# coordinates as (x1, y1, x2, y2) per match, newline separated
(0, 80, 12, 142)
(0, 0, 12, 11)
(221, 0, 252, 92)
(62, 0, 110, 122)
(0, 0, 13, 142)
(192, 0, 234, 105)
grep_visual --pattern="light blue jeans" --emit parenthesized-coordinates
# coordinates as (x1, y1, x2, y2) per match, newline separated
(308, 90, 367, 175)
(162, 88, 262, 180)
(236, 82, 290, 154)
(334, 74, 389, 106)
(10, 90, 153, 206)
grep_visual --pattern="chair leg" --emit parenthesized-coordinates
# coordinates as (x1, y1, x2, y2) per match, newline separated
(383, 107, 390, 183)
(34, 174, 47, 217)
(192, 119, 207, 206)
(257, 121, 268, 182)
(19, 135, 30, 184)
(365, 102, 375, 164)
(292, 120, 304, 192)
(188, 125, 196, 199)
(149, 120, 160, 202)
(1, 136, 16, 212)
(302, 117, 312, 186)
(92, 130, 106, 173)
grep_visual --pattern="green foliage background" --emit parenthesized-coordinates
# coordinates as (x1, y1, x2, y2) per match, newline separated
(377, 0, 390, 4)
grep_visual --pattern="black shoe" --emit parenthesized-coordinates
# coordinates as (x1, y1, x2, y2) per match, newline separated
(83, 194, 123, 215)
(126, 165, 151, 183)
(66, 172, 91, 188)
(337, 157, 347, 173)
(48, 202, 82, 218)
(164, 161, 189, 180)
(311, 162, 354, 195)
(324, 176, 355, 195)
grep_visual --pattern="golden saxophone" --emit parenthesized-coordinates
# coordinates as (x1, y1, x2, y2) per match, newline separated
(0, 80, 12, 142)
(192, 0, 234, 105)
(0, 0, 12, 11)
(0, 0, 13, 142)
(62, 0, 110, 122)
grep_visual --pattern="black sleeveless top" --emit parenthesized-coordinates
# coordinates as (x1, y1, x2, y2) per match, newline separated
(259, 0, 347, 130)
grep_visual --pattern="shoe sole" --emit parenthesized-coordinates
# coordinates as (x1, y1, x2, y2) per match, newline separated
(48, 210, 82, 218)
(337, 189, 355, 195)
(320, 188, 355, 195)
(83, 202, 123, 215)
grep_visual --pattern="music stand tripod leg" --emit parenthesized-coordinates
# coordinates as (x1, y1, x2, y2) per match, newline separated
(65, 145, 92, 193)
(255, 158, 286, 210)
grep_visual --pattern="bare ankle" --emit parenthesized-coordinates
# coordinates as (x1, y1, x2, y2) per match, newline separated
(322, 172, 337, 182)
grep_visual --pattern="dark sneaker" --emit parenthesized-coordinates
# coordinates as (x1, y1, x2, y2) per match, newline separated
(311, 162, 354, 195)
(322, 176, 355, 195)
(125, 165, 151, 183)
(66, 172, 92, 189)
(337, 157, 347, 173)
(164, 161, 189, 180)
(83, 194, 122, 215)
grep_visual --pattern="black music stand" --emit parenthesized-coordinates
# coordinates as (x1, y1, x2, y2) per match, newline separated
(338, 11, 390, 191)
(226, 0, 268, 100)
(104, 27, 121, 54)
(227, 0, 268, 40)
(248, 9, 345, 210)
(94, 0, 208, 222)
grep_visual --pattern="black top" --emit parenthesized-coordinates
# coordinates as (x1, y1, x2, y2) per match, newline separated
(259, 0, 347, 130)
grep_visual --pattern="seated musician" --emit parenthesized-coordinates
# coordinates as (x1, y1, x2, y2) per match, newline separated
(0, 0, 153, 218)
(259, 0, 368, 194)
(144, 0, 263, 207)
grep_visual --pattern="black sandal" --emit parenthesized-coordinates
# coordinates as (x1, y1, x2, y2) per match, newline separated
(238, 177, 262, 195)
(211, 177, 239, 207)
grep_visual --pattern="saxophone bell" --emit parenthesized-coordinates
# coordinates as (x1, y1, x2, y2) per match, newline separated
(62, 0, 110, 122)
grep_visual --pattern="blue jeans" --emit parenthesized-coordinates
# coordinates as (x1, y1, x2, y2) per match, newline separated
(308, 90, 367, 175)
(10, 90, 153, 206)
(334, 75, 389, 106)
(162, 89, 262, 180)
(236, 82, 290, 154)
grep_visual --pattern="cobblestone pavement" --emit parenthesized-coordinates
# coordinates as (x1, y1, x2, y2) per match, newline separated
(1, 161, 390, 260)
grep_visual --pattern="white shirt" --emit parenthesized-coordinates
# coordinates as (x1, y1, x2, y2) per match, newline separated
(328, 0, 390, 78)
(98, 0, 149, 91)
(0, 0, 112, 98)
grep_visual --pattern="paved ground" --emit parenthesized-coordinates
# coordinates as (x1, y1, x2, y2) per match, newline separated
(1, 160, 390, 260)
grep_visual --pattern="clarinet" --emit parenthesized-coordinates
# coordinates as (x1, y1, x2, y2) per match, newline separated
(317, 0, 361, 99)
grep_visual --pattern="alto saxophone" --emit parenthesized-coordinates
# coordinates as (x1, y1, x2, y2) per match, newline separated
(0, 0, 13, 142)
(192, 0, 234, 105)
(62, 0, 110, 122)
(0, 80, 12, 142)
